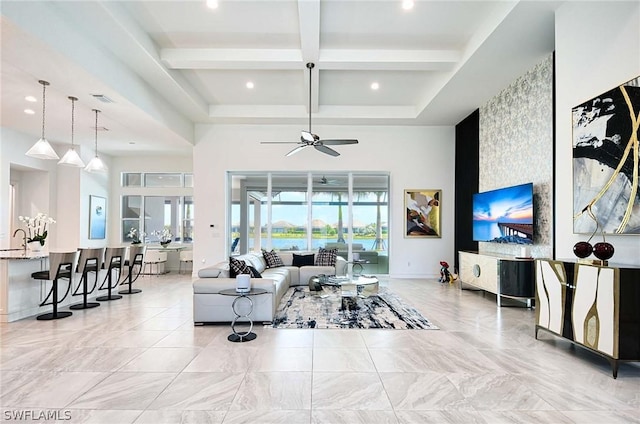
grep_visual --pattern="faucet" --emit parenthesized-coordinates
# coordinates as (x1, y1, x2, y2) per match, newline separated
(13, 228, 27, 251)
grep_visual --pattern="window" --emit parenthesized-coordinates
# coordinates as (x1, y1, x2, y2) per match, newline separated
(120, 172, 194, 244)
(228, 172, 389, 273)
(122, 172, 192, 188)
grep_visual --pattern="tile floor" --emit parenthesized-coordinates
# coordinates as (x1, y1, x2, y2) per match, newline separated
(1, 273, 638, 424)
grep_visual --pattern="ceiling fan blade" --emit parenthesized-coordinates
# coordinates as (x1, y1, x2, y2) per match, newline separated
(314, 144, 340, 157)
(319, 139, 359, 145)
(286, 145, 308, 157)
(261, 141, 302, 144)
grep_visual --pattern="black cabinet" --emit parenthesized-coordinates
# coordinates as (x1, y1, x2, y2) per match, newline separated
(499, 259, 535, 297)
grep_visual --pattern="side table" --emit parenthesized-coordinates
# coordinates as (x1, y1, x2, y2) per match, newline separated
(219, 288, 268, 342)
(348, 259, 370, 276)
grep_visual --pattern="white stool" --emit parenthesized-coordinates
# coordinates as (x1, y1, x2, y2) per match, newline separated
(179, 250, 193, 274)
(144, 250, 167, 276)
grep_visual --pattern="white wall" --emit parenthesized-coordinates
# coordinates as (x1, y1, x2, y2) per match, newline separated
(193, 124, 455, 278)
(0, 127, 112, 251)
(555, 1, 640, 265)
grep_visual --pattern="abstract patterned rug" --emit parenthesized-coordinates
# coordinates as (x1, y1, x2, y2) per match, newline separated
(272, 286, 438, 329)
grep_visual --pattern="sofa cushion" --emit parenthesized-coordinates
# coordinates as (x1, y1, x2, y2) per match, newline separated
(248, 265, 262, 278)
(229, 257, 251, 277)
(262, 249, 284, 268)
(315, 247, 337, 266)
(292, 253, 315, 267)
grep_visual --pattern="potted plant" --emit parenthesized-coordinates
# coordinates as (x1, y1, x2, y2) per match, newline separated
(18, 213, 55, 251)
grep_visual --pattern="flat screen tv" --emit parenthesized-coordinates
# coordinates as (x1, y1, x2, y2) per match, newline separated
(472, 182, 534, 244)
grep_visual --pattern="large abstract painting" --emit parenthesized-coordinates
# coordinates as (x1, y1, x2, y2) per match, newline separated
(573, 76, 640, 234)
(405, 189, 441, 238)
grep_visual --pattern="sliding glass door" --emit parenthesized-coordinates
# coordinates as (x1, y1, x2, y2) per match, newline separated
(228, 172, 389, 273)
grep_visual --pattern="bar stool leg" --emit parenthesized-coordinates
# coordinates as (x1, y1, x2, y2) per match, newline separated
(96, 267, 123, 301)
(70, 269, 100, 310)
(37, 278, 73, 320)
(119, 266, 142, 295)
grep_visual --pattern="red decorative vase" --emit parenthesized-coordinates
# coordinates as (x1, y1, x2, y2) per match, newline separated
(573, 241, 593, 258)
(593, 242, 614, 261)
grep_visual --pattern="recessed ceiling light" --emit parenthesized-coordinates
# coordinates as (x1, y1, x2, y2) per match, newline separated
(246, 81, 254, 89)
(25, 96, 37, 102)
(206, 0, 218, 9)
(371, 82, 380, 90)
(24, 109, 35, 115)
(402, 0, 414, 10)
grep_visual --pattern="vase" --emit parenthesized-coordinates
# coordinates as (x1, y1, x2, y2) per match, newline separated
(28, 241, 44, 252)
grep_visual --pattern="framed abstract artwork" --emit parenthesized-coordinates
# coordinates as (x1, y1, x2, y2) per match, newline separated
(405, 189, 441, 238)
(89, 195, 106, 239)
(572, 76, 640, 234)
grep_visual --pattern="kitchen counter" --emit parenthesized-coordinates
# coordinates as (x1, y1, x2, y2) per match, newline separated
(0, 249, 48, 260)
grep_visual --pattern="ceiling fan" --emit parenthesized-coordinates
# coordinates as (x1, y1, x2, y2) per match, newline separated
(317, 175, 341, 185)
(261, 62, 358, 157)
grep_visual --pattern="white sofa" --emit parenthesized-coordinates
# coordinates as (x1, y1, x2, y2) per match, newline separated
(193, 251, 347, 324)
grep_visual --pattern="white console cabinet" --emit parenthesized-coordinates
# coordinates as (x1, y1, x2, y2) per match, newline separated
(458, 251, 535, 307)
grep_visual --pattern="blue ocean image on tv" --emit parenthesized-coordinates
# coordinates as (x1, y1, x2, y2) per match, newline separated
(472, 183, 533, 244)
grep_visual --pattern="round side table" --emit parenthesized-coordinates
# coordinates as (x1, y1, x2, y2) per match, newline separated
(219, 288, 268, 342)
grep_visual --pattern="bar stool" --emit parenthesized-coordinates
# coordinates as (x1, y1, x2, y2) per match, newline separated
(96, 247, 126, 302)
(32, 251, 78, 320)
(118, 245, 146, 295)
(178, 250, 193, 274)
(69, 247, 104, 310)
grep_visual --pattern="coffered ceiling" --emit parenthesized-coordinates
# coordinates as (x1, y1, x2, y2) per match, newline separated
(0, 1, 559, 156)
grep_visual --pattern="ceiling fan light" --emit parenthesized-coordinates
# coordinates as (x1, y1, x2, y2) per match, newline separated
(84, 156, 108, 173)
(58, 147, 85, 167)
(26, 138, 59, 160)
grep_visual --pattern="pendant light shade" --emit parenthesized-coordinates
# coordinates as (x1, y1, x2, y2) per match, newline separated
(25, 80, 59, 160)
(84, 109, 108, 173)
(58, 96, 85, 167)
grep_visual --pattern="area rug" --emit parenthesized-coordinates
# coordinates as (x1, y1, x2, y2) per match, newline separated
(272, 286, 438, 329)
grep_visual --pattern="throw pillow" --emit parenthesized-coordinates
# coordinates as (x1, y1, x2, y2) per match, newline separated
(262, 249, 284, 268)
(247, 265, 262, 278)
(292, 253, 315, 267)
(315, 247, 338, 266)
(229, 257, 251, 278)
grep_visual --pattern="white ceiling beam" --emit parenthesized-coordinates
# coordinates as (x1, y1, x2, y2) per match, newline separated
(297, 0, 320, 113)
(297, 0, 320, 64)
(209, 104, 415, 120)
(161, 47, 459, 71)
(319, 49, 461, 71)
(161, 49, 303, 69)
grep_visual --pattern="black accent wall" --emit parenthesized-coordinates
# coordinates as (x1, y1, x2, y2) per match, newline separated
(454, 109, 479, 271)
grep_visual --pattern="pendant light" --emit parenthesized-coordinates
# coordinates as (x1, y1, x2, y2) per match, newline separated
(84, 109, 108, 173)
(58, 96, 85, 167)
(25, 80, 59, 160)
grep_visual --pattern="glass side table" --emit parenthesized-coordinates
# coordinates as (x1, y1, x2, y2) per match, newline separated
(219, 288, 268, 342)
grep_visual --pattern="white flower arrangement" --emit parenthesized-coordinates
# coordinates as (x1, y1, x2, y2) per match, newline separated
(127, 227, 146, 244)
(152, 228, 173, 245)
(18, 213, 56, 246)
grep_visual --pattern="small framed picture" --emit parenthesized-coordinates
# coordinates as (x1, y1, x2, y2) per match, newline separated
(405, 189, 441, 238)
(89, 195, 106, 239)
